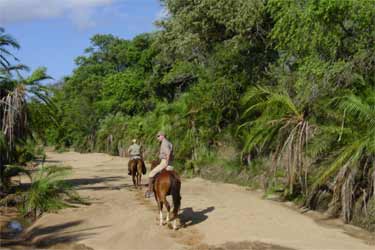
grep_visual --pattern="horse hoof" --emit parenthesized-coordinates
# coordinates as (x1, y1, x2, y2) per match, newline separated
(173, 220, 178, 230)
(167, 224, 178, 230)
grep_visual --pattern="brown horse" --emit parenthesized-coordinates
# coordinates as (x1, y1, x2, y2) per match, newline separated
(151, 160, 181, 230)
(128, 158, 146, 188)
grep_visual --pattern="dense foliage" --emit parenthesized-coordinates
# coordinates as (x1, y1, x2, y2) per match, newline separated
(2, 0, 374, 229)
(0, 27, 51, 188)
(0, 29, 78, 219)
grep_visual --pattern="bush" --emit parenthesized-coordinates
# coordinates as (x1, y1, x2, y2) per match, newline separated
(15, 140, 45, 164)
(352, 198, 375, 232)
(20, 165, 82, 219)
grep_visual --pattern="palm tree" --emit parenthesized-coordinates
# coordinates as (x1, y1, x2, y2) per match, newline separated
(0, 27, 20, 68)
(0, 68, 52, 186)
(0, 27, 21, 188)
(307, 90, 375, 222)
(0, 28, 52, 188)
(0, 27, 28, 81)
(239, 86, 315, 196)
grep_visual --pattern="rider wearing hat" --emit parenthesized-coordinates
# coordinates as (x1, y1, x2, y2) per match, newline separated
(145, 131, 173, 198)
(127, 138, 142, 175)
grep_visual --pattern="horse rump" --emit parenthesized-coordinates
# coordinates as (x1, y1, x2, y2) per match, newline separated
(154, 170, 182, 229)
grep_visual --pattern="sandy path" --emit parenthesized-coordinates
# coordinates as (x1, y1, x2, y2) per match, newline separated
(17, 151, 374, 250)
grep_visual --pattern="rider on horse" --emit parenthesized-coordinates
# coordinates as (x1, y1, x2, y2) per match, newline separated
(145, 131, 173, 198)
(128, 139, 142, 175)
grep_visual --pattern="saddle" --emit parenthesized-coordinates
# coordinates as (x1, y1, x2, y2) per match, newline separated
(154, 169, 166, 179)
(153, 168, 180, 183)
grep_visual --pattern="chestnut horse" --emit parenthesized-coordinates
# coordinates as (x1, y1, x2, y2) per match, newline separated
(128, 159, 146, 188)
(150, 160, 181, 230)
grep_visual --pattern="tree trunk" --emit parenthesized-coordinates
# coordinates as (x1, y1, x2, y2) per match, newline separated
(0, 154, 4, 192)
(0, 165, 3, 188)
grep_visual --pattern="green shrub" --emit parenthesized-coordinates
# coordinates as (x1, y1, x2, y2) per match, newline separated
(15, 140, 46, 164)
(352, 198, 375, 232)
(20, 165, 81, 219)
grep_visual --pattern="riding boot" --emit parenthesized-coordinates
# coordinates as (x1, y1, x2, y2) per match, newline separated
(148, 177, 154, 190)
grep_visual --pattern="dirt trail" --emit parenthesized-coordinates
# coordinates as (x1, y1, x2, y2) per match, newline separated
(8, 151, 375, 250)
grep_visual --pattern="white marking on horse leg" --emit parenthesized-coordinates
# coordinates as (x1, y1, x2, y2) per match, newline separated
(166, 212, 170, 223)
(173, 219, 177, 230)
(159, 211, 163, 226)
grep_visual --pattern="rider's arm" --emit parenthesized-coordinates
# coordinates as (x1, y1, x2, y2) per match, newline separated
(165, 143, 172, 166)
(166, 153, 170, 166)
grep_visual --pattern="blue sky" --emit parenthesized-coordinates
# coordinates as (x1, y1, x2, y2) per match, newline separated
(0, 0, 164, 81)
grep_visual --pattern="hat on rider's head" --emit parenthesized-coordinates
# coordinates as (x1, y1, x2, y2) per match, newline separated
(132, 139, 137, 143)
(156, 131, 165, 137)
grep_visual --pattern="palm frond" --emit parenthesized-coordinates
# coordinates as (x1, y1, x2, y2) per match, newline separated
(313, 139, 366, 187)
(22, 165, 80, 218)
(339, 94, 375, 124)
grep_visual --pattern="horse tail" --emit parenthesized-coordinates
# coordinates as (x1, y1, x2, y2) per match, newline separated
(140, 159, 147, 175)
(170, 173, 181, 217)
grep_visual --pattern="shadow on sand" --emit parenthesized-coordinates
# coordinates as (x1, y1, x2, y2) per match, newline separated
(180, 206, 215, 228)
(2, 220, 109, 249)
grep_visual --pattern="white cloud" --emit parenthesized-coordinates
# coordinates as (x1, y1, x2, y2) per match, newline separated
(0, 0, 115, 28)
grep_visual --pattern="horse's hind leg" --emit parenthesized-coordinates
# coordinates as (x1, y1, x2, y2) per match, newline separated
(137, 167, 142, 188)
(167, 197, 178, 230)
(134, 160, 143, 188)
(158, 201, 164, 226)
(141, 162, 144, 183)
(163, 198, 171, 223)
(132, 173, 137, 187)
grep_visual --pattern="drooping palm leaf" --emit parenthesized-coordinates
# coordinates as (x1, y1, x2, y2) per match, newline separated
(307, 90, 375, 222)
(240, 86, 315, 195)
(0, 27, 20, 69)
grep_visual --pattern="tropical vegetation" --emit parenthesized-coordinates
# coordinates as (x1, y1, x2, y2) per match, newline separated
(1, 0, 374, 230)
(0, 28, 78, 220)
